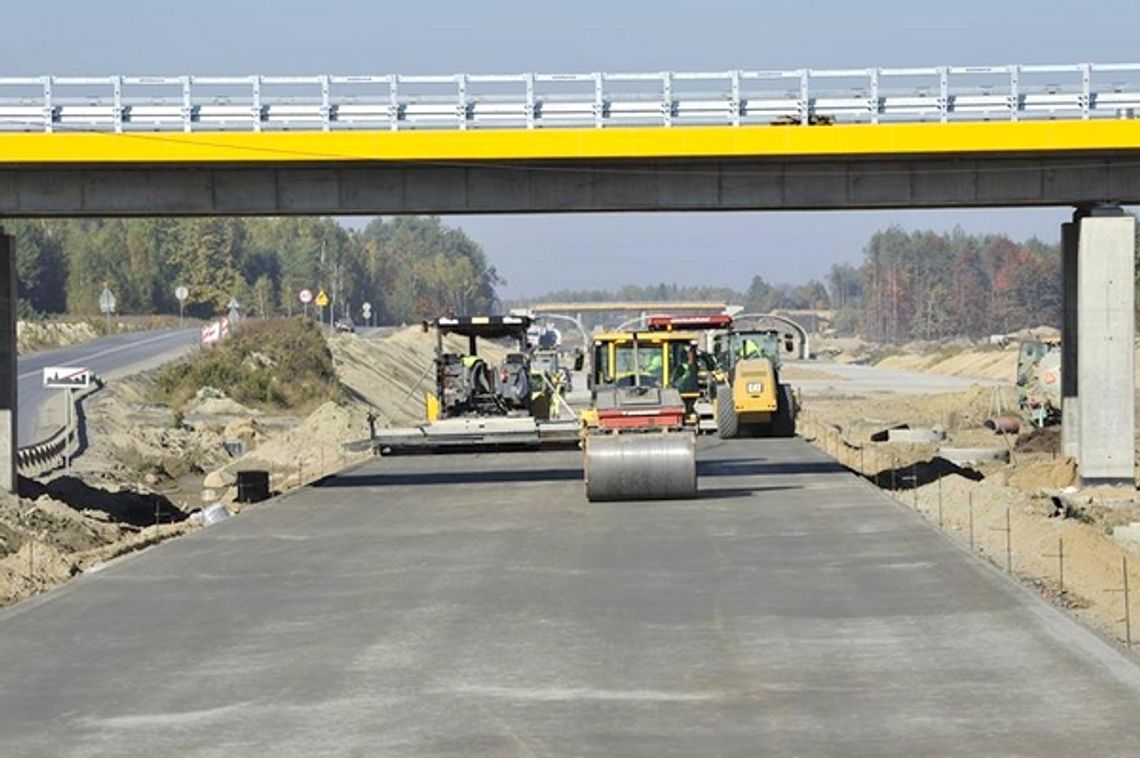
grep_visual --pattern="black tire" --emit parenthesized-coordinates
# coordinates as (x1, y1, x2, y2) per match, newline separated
(772, 384, 796, 438)
(716, 383, 739, 439)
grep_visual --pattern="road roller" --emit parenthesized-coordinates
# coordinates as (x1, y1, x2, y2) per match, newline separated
(582, 331, 698, 502)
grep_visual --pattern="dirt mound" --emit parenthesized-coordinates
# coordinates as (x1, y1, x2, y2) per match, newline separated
(1008, 458, 1077, 492)
(206, 401, 371, 492)
(1016, 426, 1061, 454)
(875, 348, 1017, 381)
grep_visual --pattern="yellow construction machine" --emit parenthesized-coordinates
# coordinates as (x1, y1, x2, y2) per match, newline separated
(580, 328, 701, 501)
(710, 328, 796, 438)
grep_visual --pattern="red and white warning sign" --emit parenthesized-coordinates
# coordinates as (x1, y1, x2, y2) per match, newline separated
(200, 317, 232, 346)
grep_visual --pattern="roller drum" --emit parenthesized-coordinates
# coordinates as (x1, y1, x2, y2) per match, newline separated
(584, 432, 697, 502)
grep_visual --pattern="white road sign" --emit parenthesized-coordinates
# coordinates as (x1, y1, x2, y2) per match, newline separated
(43, 366, 91, 390)
(98, 287, 116, 314)
(175, 286, 189, 302)
(299, 289, 313, 305)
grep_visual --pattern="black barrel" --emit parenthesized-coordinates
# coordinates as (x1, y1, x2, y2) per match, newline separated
(235, 470, 270, 503)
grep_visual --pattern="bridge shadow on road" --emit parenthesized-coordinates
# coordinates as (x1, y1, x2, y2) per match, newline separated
(699, 485, 802, 499)
(698, 459, 845, 477)
(320, 467, 585, 488)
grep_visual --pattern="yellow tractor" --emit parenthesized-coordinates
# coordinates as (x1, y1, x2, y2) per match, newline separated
(710, 329, 796, 438)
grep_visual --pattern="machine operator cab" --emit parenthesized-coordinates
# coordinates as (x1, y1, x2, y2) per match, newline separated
(588, 330, 708, 423)
(712, 329, 784, 372)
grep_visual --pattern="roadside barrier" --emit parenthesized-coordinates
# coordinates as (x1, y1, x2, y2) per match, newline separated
(16, 374, 105, 477)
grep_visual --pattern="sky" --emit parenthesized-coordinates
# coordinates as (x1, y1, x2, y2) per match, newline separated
(4, 0, 1139, 296)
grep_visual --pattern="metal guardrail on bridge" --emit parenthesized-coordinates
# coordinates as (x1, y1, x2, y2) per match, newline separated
(2, 63, 1140, 133)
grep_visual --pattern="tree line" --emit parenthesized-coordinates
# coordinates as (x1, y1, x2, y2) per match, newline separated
(0, 216, 501, 323)
(831, 226, 1064, 341)
(0, 216, 1101, 342)
(522, 226, 1077, 342)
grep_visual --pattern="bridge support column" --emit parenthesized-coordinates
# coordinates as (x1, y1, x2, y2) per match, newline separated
(0, 230, 14, 493)
(1072, 210, 1135, 487)
(1060, 218, 1079, 459)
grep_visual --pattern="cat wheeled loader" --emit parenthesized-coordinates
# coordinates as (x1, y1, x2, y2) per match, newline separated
(581, 329, 700, 502)
(368, 315, 579, 454)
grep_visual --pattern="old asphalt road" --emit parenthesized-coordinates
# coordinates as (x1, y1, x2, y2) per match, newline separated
(2, 438, 1140, 756)
(17, 328, 199, 445)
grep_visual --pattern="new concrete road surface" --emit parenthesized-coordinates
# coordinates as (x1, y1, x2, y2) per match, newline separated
(17, 328, 198, 445)
(3, 439, 1140, 756)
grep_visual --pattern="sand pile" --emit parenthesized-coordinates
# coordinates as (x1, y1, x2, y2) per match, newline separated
(206, 401, 371, 492)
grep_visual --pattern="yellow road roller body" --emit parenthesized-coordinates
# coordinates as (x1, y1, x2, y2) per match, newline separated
(711, 329, 796, 438)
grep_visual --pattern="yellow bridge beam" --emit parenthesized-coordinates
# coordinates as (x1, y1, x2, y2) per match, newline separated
(3, 120, 1140, 164)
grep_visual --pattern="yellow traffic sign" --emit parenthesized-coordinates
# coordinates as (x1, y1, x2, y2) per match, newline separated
(315, 289, 329, 308)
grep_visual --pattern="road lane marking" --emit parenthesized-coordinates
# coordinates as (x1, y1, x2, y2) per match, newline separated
(17, 331, 190, 380)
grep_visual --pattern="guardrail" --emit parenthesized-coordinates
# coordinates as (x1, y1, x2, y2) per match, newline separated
(1, 63, 1140, 133)
(17, 375, 104, 477)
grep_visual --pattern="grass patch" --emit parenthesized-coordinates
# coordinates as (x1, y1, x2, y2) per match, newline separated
(154, 318, 338, 413)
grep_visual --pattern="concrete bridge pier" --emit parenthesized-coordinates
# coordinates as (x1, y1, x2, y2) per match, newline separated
(0, 230, 14, 493)
(1062, 208, 1136, 487)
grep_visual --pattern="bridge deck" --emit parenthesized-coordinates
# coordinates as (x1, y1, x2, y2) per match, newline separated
(1, 439, 1139, 756)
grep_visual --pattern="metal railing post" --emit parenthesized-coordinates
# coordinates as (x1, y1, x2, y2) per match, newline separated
(181, 76, 192, 133)
(525, 73, 535, 129)
(389, 75, 400, 131)
(112, 75, 123, 133)
(593, 72, 604, 128)
(320, 75, 331, 132)
(939, 66, 949, 123)
(1009, 65, 1020, 122)
(456, 74, 468, 130)
(799, 69, 810, 126)
(730, 70, 741, 126)
(41, 75, 53, 133)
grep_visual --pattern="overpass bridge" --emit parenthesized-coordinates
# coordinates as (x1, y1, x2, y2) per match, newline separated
(0, 60, 1134, 490)
(2, 62, 1140, 216)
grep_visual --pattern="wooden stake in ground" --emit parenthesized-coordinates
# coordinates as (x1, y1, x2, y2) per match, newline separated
(912, 463, 918, 509)
(937, 476, 943, 529)
(1044, 538, 1064, 594)
(1106, 556, 1133, 647)
(991, 507, 1012, 574)
(968, 492, 975, 553)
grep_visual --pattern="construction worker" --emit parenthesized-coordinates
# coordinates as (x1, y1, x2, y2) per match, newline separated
(738, 337, 762, 360)
(673, 347, 699, 392)
(643, 349, 664, 383)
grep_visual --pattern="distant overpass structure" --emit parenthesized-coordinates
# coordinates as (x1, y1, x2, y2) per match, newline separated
(529, 302, 733, 314)
(0, 60, 1134, 489)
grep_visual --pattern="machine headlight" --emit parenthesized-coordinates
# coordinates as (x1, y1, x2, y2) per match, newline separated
(746, 381, 764, 394)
